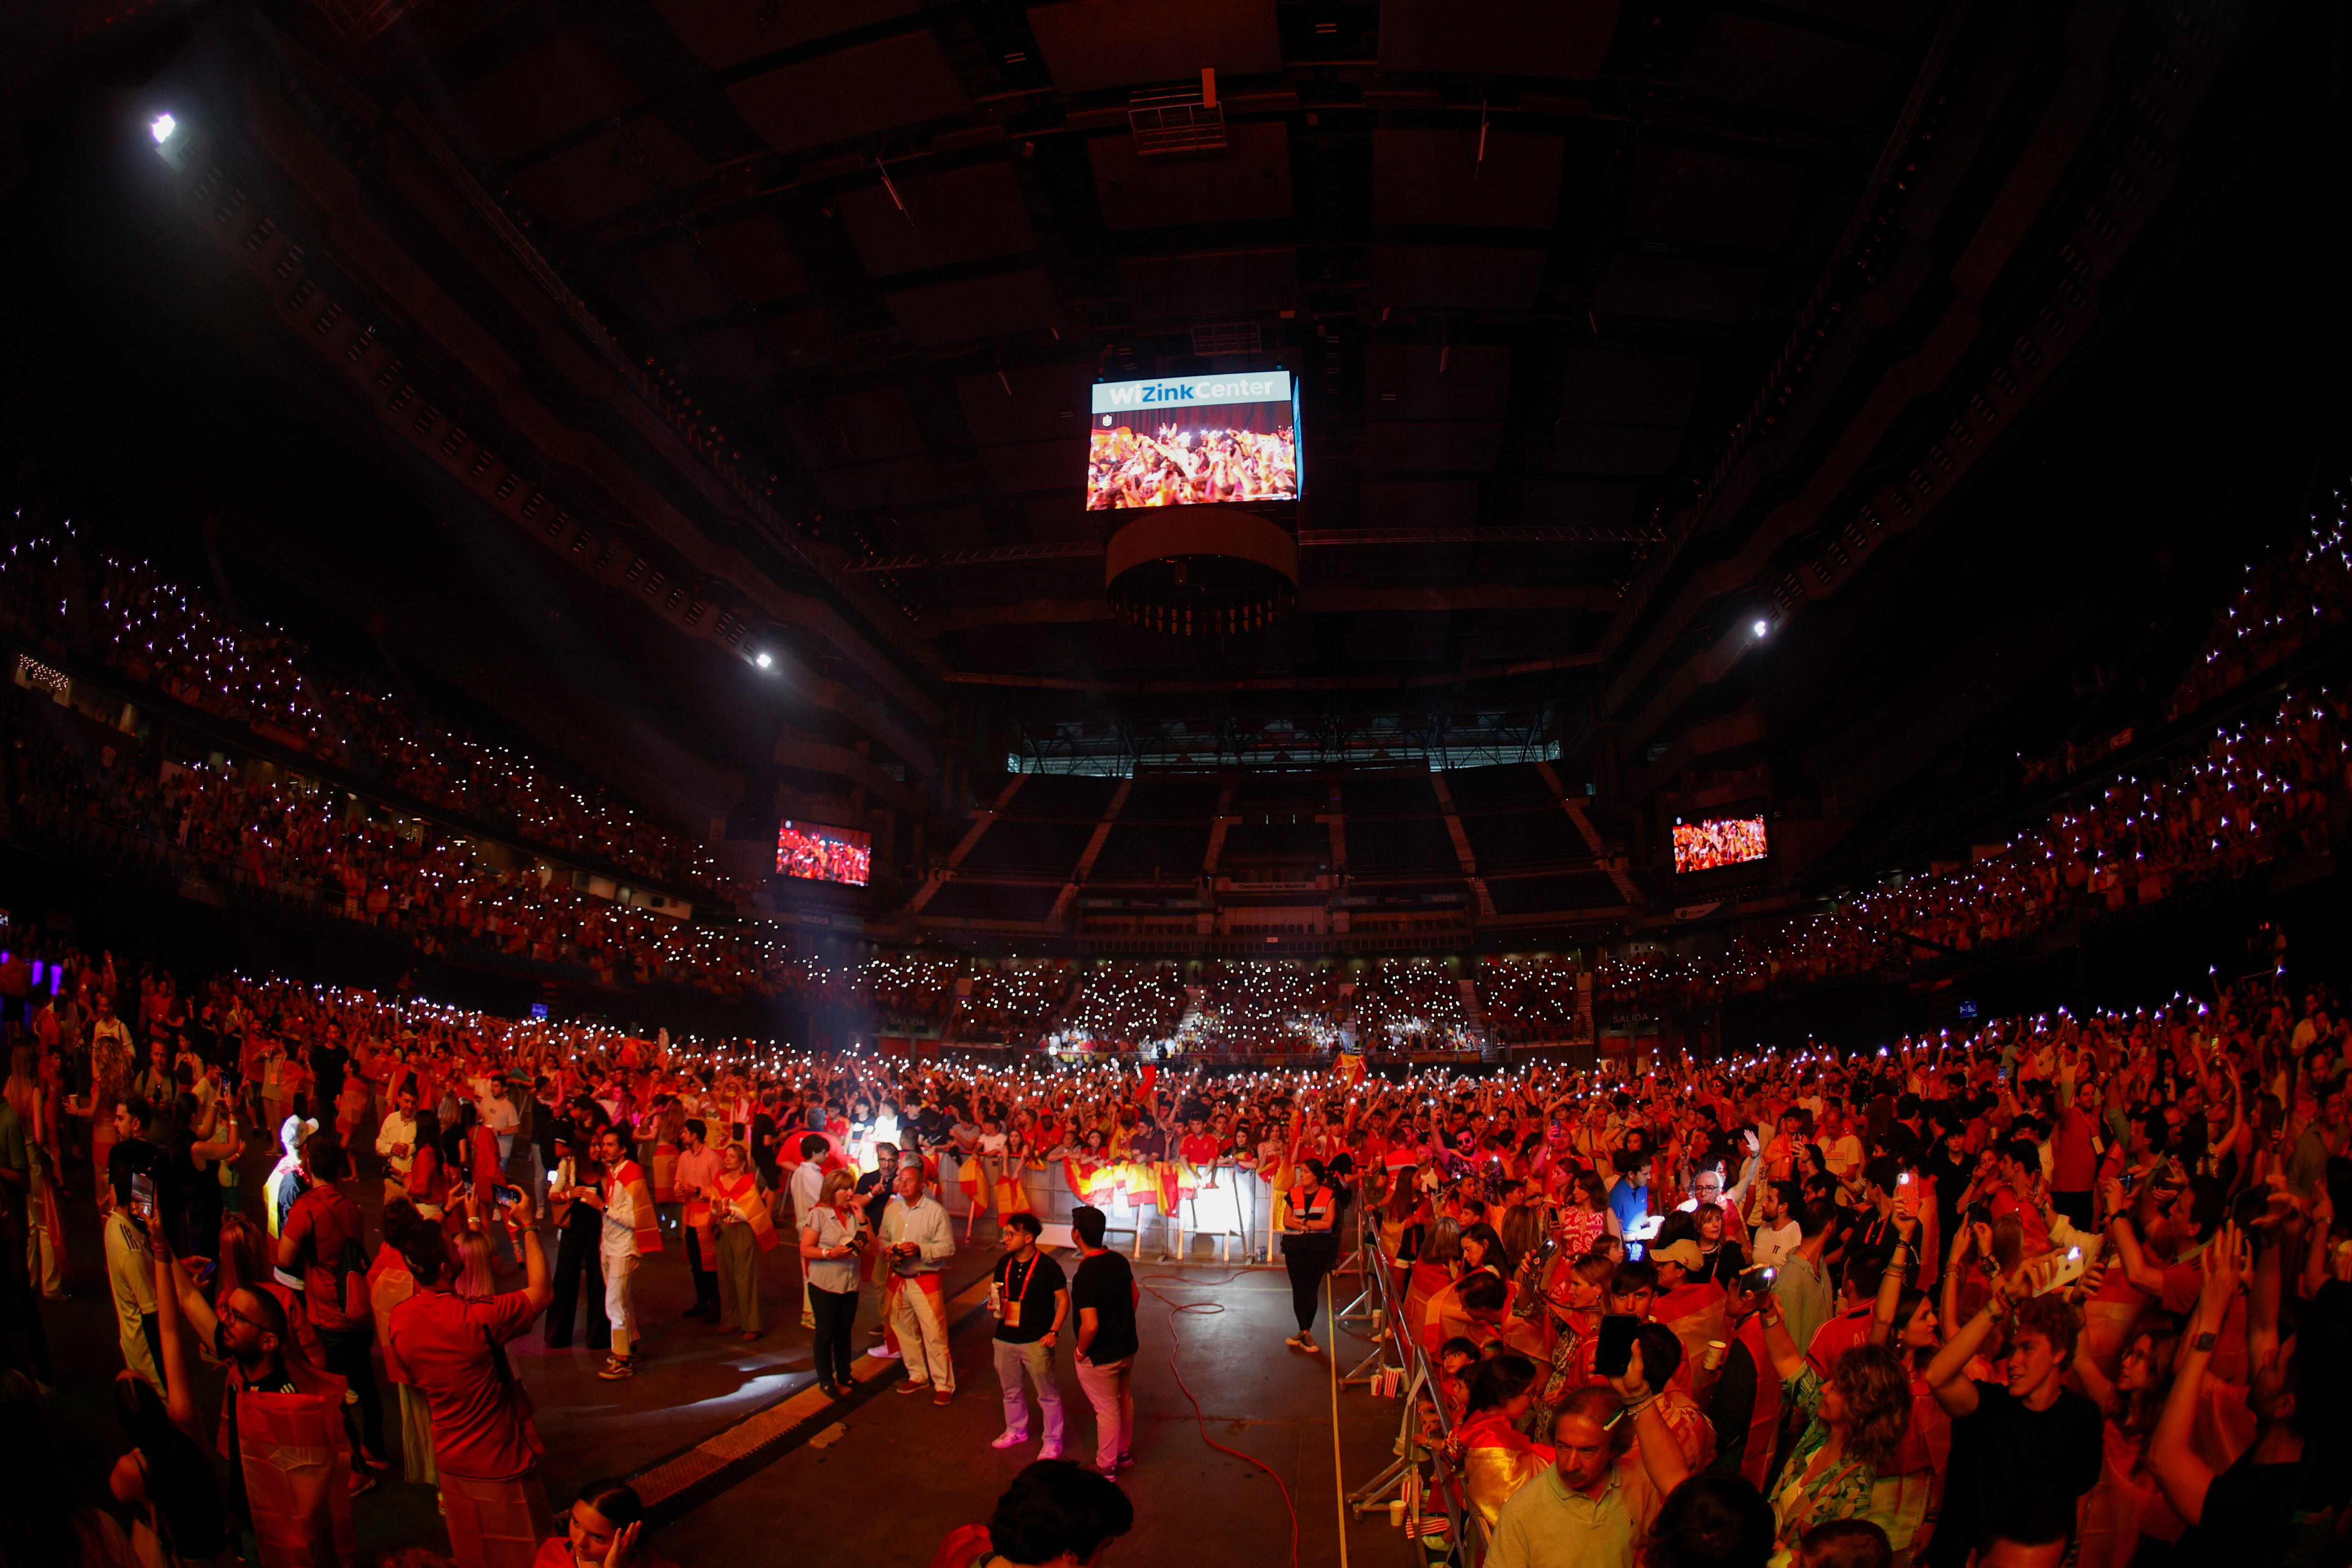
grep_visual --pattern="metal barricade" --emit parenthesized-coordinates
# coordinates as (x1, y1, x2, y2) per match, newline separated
(1341, 1201, 1490, 1564)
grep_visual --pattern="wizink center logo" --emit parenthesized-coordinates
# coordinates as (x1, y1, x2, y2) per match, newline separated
(1092, 372, 1292, 414)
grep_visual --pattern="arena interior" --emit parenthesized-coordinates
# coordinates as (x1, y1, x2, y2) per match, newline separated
(0, 2, 2349, 1568)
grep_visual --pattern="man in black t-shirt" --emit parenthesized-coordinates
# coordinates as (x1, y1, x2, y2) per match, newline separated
(1923, 1281, 2103, 1568)
(1069, 1204, 1141, 1474)
(748, 1097, 780, 1188)
(309, 1027, 349, 1123)
(988, 1212, 1068, 1458)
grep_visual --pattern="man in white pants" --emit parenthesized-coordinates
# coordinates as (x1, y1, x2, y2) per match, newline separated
(880, 1161, 957, 1404)
(591, 1126, 655, 1379)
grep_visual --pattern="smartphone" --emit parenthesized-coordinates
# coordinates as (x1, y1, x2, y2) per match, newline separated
(1596, 1313, 1639, 1378)
(130, 1172, 156, 1226)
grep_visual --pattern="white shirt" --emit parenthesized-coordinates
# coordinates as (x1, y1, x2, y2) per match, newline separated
(375, 1109, 418, 1175)
(481, 1094, 520, 1134)
(880, 1193, 954, 1276)
(789, 1160, 826, 1225)
(601, 1169, 643, 1259)
(1750, 1218, 1802, 1269)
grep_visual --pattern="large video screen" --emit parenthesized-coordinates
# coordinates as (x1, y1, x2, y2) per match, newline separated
(777, 820, 871, 886)
(1087, 371, 1300, 509)
(1673, 816, 1768, 875)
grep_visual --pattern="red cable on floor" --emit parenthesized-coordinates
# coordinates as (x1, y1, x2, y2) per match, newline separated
(1139, 1271, 1301, 1568)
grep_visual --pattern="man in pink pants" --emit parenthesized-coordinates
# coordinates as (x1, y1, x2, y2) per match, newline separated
(1067, 1205, 1140, 1473)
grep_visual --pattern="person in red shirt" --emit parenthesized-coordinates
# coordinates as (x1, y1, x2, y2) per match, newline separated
(386, 1211, 555, 1568)
(276, 1135, 390, 1474)
(2047, 1082, 2102, 1230)
(1174, 1114, 1224, 1262)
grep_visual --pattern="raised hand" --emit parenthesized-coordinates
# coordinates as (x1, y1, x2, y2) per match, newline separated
(1605, 1340, 1652, 1404)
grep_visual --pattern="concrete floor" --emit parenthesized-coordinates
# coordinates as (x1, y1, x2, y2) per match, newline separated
(33, 1137, 1420, 1568)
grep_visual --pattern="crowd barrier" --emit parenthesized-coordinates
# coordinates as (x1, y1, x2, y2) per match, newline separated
(929, 1149, 1282, 1262)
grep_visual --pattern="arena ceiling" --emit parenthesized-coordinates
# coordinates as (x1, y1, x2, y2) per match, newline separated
(4, 0, 2342, 896)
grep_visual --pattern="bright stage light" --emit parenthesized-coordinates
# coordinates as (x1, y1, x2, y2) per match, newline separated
(151, 114, 177, 143)
(1752, 619, 1769, 637)
(754, 651, 774, 669)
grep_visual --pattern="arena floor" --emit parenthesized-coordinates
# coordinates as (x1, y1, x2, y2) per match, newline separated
(40, 1136, 1415, 1568)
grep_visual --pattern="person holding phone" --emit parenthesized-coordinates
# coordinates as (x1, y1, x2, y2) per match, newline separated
(1280, 1156, 1340, 1353)
(799, 1168, 865, 1394)
(986, 1212, 1068, 1458)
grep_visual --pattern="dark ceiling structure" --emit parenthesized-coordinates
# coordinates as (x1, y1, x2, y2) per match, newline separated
(3, 0, 2345, 937)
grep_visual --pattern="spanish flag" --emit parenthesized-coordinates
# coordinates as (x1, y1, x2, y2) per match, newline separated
(237, 1385, 358, 1568)
(611, 1159, 663, 1255)
(715, 1172, 779, 1253)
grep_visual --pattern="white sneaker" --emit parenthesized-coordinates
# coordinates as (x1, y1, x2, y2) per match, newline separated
(1039, 1445, 1063, 1461)
(867, 1345, 902, 1360)
(991, 1430, 1030, 1450)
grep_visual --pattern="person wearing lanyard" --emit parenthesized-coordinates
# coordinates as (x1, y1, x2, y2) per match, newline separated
(1281, 1157, 1340, 1353)
(988, 1211, 1069, 1458)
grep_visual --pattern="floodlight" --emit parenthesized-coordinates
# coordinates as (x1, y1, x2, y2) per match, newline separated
(150, 114, 176, 143)
(1752, 619, 1770, 637)
(754, 651, 774, 669)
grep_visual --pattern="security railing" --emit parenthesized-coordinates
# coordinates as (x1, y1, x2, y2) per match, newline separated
(1340, 1188, 1488, 1562)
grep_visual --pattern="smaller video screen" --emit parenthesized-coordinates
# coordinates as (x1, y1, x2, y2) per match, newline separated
(1672, 816, 1768, 875)
(777, 820, 871, 886)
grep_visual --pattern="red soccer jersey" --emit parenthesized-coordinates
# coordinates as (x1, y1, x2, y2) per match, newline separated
(384, 1286, 544, 1480)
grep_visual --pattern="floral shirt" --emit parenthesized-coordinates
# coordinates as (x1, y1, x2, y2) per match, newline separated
(1767, 1369, 1896, 1568)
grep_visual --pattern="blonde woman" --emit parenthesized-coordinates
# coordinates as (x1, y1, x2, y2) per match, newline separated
(800, 1169, 868, 1398)
(711, 1142, 778, 1341)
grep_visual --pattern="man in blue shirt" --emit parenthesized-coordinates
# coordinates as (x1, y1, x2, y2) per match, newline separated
(1608, 1149, 1652, 1237)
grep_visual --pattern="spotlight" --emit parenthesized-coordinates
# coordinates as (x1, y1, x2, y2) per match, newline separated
(754, 651, 774, 669)
(1752, 619, 1770, 638)
(150, 111, 195, 169)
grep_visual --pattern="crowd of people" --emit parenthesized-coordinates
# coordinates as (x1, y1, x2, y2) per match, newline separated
(0, 521, 744, 902)
(1084, 421, 1300, 510)
(0, 919, 2345, 1568)
(1479, 956, 1586, 1043)
(1594, 676, 2351, 1014)
(2018, 509, 2350, 788)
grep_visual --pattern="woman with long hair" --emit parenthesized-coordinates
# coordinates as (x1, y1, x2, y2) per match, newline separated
(1532, 1250, 1615, 1442)
(1556, 1167, 1614, 1257)
(1628, 1316, 1919, 1568)
(710, 1140, 775, 1341)
(1755, 1325, 1915, 1562)
(2074, 1324, 2188, 1568)
(1451, 1353, 1555, 1527)
(451, 1229, 497, 1298)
